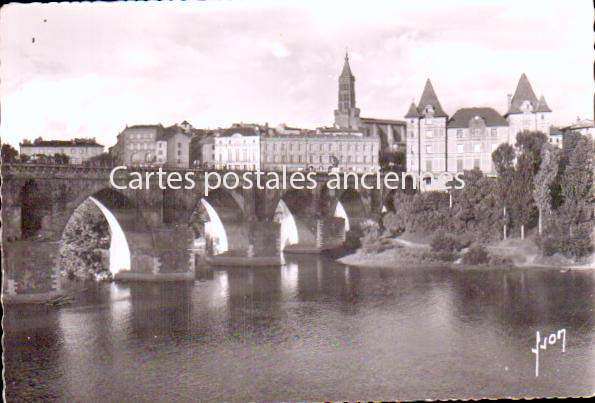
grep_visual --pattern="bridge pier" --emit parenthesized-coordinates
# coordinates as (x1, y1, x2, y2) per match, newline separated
(2, 240, 62, 303)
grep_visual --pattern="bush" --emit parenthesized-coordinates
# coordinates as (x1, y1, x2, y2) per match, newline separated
(462, 245, 490, 265)
(360, 220, 393, 254)
(539, 219, 594, 259)
(430, 231, 465, 253)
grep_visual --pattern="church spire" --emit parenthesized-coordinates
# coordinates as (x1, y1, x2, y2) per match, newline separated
(334, 51, 360, 129)
(340, 51, 354, 78)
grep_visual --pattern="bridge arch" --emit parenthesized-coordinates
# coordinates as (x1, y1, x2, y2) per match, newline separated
(276, 189, 318, 249)
(59, 187, 153, 277)
(332, 188, 369, 234)
(190, 188, 244, 256)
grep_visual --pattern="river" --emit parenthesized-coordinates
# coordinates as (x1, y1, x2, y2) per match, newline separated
(4, 255, 595, 401)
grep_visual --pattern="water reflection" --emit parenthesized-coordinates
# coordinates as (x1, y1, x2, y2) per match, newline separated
(4, 255, 595, 401)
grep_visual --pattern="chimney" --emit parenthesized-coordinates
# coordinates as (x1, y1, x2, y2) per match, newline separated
(507, 94, 512, 109)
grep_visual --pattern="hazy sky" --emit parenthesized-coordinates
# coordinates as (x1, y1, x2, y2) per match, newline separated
(1, 0, 592, 148)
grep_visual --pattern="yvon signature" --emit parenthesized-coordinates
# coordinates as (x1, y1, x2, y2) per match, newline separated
(531, 329, 566, 377)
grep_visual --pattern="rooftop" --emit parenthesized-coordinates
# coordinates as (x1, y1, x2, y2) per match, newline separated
(20, 138, 104, 147)
(448, 107, 508, 129)
(360, 117, 406, 125)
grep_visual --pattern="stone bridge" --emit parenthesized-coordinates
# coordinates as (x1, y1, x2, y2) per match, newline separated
(1, 164, 392, 301)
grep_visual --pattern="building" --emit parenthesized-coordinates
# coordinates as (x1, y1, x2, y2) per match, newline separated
(548, 126, 564, 148)
(333, 53, 406, 156)
(405, 79, 449, 174)
(161, 124, 192, 168)
(213, 124, 263, 170)
(19, 138, 104, 164)
(504, 73, 552, 136)
(405, 74, 552, 177)
(193, 134, 215, 168)
(111, 122, 192, 168)
(563, 117, 594, 139)
(260, 130, 380, 173)
(447, 107, 509, 174)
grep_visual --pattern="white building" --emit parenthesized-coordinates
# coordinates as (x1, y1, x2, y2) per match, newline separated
(214, 125, 262, 170)
(563, 117, 594, 140)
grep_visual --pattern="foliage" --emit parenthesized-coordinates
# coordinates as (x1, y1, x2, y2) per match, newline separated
(383, 190, 451, 234)
(360, 219, 394, 254)
(541, 134, 594, 259)
(533, 143, 560, 232)
(85, 152, 116, 167)
(462, 245, 490, 265)
(1, 143, 19, 163)
(380, 150, 406, 173)
(515, 130, 548, 174)
(383, 170, 503, 241)
(59, 199, 111, 280)
(509, 152, 537, 233)
(430, 230, 465, 253)
(53, 152, 70, 164)
(450, 169, 503, 239)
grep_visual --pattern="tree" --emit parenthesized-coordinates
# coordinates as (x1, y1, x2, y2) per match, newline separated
(533, 143, 560, 235)
(380, 150, 406, 173)
(85, 152, 115, 167)
(515, 130, 548, 174)
(1, 143, 19, 163)
(59, 199, 111, 280)
(510, 152, 536, 239)
(492, 143, 516, 239)
(558, 135, 593, 253)
(53, 152, 70, 164)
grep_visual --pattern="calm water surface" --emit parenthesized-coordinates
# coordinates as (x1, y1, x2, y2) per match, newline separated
(4, 255, 595, 401)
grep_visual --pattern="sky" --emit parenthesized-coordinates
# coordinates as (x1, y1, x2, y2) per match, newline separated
(1, 0, 593, 149)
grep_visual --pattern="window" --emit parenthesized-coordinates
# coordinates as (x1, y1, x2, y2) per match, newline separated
(178, 142, 181, 148)
(425, 144, 433, 153)
(456, 129, 463, 138)
(426, 130, 433, 138)
(473, 144, 481, 152)
(426, 160, 432, 172)
(491, 128, 497, 137)
(177, 150, 181, 156)
(457, 159, 463, 171)
(457, 144, 464, 153)
(473, 159, 480, 169)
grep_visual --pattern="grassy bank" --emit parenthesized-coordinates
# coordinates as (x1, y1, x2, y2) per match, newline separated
(337, 232, 594, 271)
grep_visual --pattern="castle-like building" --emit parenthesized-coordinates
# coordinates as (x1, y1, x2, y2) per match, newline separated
(405, 74, 552, 175)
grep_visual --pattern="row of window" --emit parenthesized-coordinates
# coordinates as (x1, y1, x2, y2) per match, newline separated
(262, 142, 376, 152)
(413, 142, 500, 154)
(422, 159, 494, 172)
(407, 127, 502, 138)
(127, 132, 154, 140)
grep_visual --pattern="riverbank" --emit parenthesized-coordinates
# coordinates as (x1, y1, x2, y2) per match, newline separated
(337, 233, 594, 271)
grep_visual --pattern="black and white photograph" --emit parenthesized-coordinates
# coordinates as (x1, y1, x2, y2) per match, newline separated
(1, 1, 594, 401)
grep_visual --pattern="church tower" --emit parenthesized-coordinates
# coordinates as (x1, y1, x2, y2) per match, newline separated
(334, 52, 361, 129)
